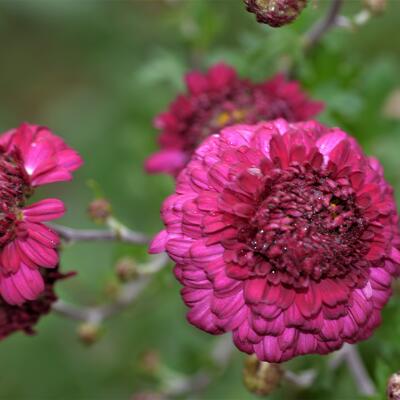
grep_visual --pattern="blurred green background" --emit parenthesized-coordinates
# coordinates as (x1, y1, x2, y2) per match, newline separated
(0, 1, 399, 399)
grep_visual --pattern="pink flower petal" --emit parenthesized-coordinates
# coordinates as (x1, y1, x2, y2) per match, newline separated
(0, 264, 44, 305)
(16, 238, 59, 268)
(149, 230, 168, 254)
(145, 149, 188, 175)
(23, 199, 65, 222)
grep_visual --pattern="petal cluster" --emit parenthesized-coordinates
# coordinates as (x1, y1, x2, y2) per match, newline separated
(0, 123, 82, 305)
(145, 63, 323, 176)
(0, 265, 69, 339)
(150, 119, 400, 362)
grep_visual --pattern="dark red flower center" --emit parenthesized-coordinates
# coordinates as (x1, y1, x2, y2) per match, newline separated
(0, 149, 30, 246)
(231, 163, 370, 288)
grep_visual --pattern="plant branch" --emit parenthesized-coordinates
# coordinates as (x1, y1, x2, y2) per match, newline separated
(284, 369, 317, 388)
(341, 344, 376, 396)
(303, 0, 343, 51)
(327, 344, 376, 395)
(51, 222, 150, 245)
(52, 254, 169, 324)
(161, 336, 234, 397)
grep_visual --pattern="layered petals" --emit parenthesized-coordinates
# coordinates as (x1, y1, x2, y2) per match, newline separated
(0, 266, 69, 340)
(145, 63, 323, 176)
(152, 120, 400, 362)
(1, 123, 83, 186)
(0, 123, 82, 305)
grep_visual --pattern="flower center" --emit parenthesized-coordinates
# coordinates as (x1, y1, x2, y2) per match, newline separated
(184, 85, 296, 153)
(235, 164, 370, 288)
(0, 150, 29, 246)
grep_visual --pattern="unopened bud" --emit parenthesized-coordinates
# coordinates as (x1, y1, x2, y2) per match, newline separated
(363, 0, 386, 14)
(243, 354, 283, 396)
(131, 392, 165, 400)
(115, 257, 138, 282)
(383, 89, 400, 120)
(87, 198, 112, 223)
(104, 279, 120, 299)
(77, 322, 101, 345)
(244, 0, 308, 27)
(139, 350, 161, 375)
(388, 371, 400, 400)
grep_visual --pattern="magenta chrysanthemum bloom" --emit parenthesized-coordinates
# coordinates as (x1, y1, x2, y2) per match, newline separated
(0, 123, 82, 305)
(145, 63, 323, 176)
(150, 119, 400, 362)
(0, 265, 71, 339)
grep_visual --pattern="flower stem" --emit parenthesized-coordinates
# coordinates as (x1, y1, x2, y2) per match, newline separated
(52, 254, 169, 324)
(51, 222, 150, 245)
(303, 0, 343, 51)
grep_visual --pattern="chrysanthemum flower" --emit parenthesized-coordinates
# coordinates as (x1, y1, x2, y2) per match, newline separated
(145, 64, 323, 176)
(0, 123, 82, 305)
(0, 266, 71, 339)
(150, 119, 400, 362)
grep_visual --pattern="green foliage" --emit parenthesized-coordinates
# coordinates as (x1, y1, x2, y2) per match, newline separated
(0, 0, 399, 399)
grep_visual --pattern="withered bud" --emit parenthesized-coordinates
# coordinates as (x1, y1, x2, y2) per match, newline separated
(87, 198, 112, 223)
(388, 371, 400, 400)
(244, 0, 308, 27)
(243, 354, 283, 396)
(363, 0, 387, 14)
(115, 257, 138, 282)
(77, 322, 101, 345)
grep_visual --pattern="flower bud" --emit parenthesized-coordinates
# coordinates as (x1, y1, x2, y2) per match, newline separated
(388, 371, 400, 400)
(130, 392, 165, 400)
(139, 350, 161, 375)
(363, 0, 386, 14)
(77, 322, 101, 345)
(87, 198, 112, 223)
(244, 0, 308, 27)
(104, 279, 120, 299)
(243, 354, 283, 395)
(383, 89, 400, 120)
(115, 257, 138, 282)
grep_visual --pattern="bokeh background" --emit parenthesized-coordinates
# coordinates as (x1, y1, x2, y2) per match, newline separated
(0, 1, 399, 399)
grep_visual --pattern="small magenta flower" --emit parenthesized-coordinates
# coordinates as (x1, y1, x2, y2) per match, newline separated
(0, 123, 82, 305)
(0, 266, 70, 339)
(145, 63, 323, 176)
(244, 0, 308, 27)
(150, 119, 400, 362)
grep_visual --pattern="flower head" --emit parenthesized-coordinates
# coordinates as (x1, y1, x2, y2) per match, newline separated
(0, 266, 70, 340)
(150, 119, 400, 362)
(244, 0, 308, 27)
(145, 64, 323, 176)
(0, 123, 82, 305)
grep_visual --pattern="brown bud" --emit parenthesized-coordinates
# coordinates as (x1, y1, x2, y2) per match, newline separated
(243, 354, 283, 396)
(104, 279, 120, 299)
(77, 322, 101, 345)
(130, 392, 165, 400)
(244, 0, 308, 27)
(87, 198, 112, 223)
(139, 350, 161, 375)
(388, 371, 400, 400)
(115, 257, 138, 282)
(363, 0, 386, 14)
(383, 88, 400, 120)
